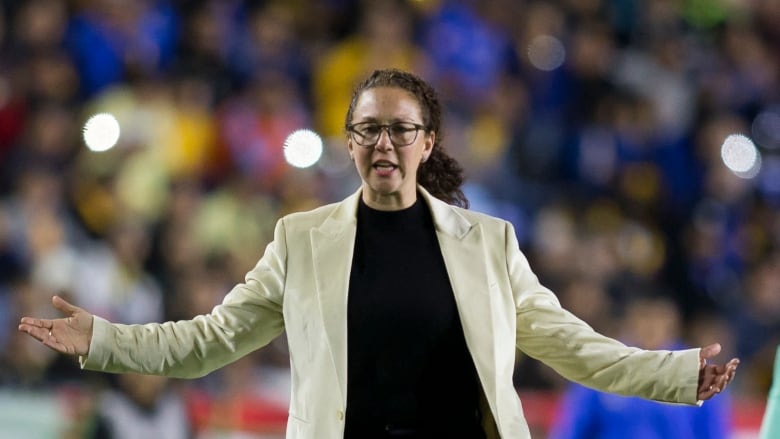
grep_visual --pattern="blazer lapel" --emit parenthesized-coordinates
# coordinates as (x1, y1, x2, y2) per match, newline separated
(421, 188, 498, 407)
(310, 189, 360, 405)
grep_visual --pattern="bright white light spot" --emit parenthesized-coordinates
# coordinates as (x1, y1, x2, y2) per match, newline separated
(721, 134, 761, 178)
(284, 129, 323, 168)
(527, 35, 566, 71)
(735, 153, 762, 179)
(83, 113, 120, 152)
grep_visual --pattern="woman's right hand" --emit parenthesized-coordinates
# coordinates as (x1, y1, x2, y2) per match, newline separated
(18, 295, 94, 357)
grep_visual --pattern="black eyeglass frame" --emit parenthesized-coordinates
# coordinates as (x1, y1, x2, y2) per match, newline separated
(346, 121, 428, 147)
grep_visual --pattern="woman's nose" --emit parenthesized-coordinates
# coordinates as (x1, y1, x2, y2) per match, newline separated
(373, 129, 394, 151)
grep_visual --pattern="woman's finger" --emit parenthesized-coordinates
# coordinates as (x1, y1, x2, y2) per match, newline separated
(52, 295, 80, 315)
(17, 323, 51, 343)
(716, 374, 728, 389)
(18, 317, 52, 330)
(698, 387, 717, 400)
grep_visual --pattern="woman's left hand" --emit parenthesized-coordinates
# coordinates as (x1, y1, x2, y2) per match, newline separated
(697, 343, 740, 400)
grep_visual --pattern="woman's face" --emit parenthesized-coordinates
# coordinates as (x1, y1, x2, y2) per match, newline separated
(348, 86, 433, 210)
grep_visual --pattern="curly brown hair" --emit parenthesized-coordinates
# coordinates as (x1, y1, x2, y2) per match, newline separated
(345, 68, 469, 208)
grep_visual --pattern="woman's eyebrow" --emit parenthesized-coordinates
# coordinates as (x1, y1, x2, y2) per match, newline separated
(352, 117, 416, 124)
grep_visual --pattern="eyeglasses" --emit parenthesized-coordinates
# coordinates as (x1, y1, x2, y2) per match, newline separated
(346, 121, 427, 147)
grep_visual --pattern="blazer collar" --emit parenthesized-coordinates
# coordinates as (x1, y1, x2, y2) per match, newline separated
(417, 185, 474, 240)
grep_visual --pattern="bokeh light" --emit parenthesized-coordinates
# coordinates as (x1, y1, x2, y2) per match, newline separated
(751, 108, 780, 150)
(82, 113, 120, 152)
(283, 129, 323, 169)
(721, 133, 761, 178)
(527, 35, 566, 71)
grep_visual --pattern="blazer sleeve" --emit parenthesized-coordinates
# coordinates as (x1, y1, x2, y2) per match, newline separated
(506, 222, 701, 405)
(79, 218, 289, 378)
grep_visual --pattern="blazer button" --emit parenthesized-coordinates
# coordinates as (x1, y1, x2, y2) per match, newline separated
(337, 410, 345, 421)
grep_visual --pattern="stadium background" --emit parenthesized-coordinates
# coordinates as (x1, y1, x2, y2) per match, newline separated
(0, 0, 777, 437)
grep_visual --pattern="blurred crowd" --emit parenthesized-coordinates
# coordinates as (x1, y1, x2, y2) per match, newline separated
(0, 0, 778, 437)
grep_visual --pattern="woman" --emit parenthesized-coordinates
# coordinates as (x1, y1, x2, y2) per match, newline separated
(19, 69, 738, 439)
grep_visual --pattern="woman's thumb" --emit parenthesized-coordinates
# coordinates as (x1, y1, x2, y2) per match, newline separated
(52, 295, 80, 315)
(700, 343, 722, 363)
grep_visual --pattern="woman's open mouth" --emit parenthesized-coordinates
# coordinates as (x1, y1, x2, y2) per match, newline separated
(373, 162, 397, 176)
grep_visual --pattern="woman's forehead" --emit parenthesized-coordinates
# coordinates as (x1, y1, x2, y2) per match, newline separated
(353, 87, 423, 119)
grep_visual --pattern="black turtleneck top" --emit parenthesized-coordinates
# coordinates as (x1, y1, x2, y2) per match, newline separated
(344, 198, 485, 439)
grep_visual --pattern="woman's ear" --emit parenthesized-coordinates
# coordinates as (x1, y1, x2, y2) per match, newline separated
(424, 131, 435, 158)
(347, 137, 355, 160)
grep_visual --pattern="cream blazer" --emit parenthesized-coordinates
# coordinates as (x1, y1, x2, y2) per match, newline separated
(81, 186, 701, 438)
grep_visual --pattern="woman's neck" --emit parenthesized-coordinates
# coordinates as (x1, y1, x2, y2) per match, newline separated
(361, 191, 418, 211)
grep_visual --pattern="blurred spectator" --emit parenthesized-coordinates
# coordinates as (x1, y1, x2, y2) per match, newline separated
(504, 1, 576, 200)
(169, 0, 240, 104)
(0, 278, 58, 387)
(8, 0, 67, 53)
(312, 0, 427, 139)
(683, 113, 756, 309)
(4, 102, 80, 179)
(145, 179, 208, 302)
(730, 253, 780, 398)
(229, 2, 311, 99)
(549, 295, 733, 439)
(164, 74, 218, 181)
(70, 217, 164, 325)
(64, 0, 178, 98)
(89, 373, 192, 439)
(191, 178, 277, 280)
(80, 70, 207, 224)
(419, 0, 520, 111)
(211, 72, 310, 193)
(1, 164, 80, 271)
